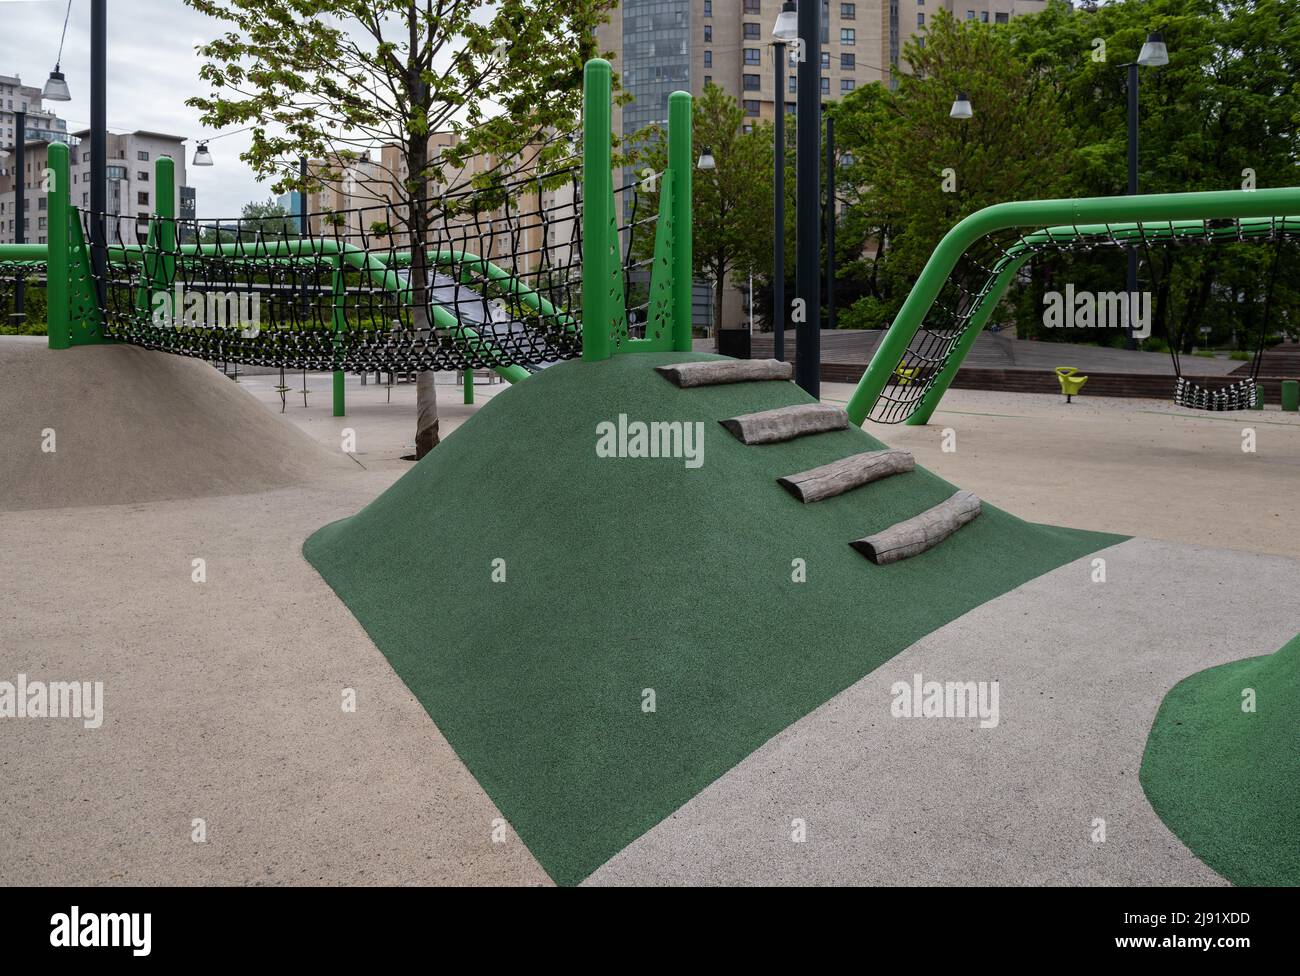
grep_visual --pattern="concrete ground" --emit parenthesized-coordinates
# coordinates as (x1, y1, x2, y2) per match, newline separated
(844, 384, 1300, 558)
(4, 354, 1297, 886)
(1, 355, 545, 885)
(586, 538, 1300, 886)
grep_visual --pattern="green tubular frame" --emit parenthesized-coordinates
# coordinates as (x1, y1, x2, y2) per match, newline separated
(845, 187, 1300, 426)
(41, 59, 692, 375)
(580, 58, 692, 362)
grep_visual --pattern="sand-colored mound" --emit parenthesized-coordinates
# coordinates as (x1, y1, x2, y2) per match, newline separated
(0, 337, 349, 511)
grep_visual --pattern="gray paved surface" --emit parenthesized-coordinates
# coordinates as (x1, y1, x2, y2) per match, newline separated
(586, 538, 1300, 886)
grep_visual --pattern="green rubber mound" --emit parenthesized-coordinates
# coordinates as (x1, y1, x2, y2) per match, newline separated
(304, 351, 1124, 885)
(1141, 633, 1300, 886)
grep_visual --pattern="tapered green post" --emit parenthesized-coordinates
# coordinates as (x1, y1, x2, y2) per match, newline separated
(331, 256, 346, 416)
(668, 90, 693, 351)
(582, 59, 613, 362)
(46, 142, 70, 349)
(463, 368, 474, 403)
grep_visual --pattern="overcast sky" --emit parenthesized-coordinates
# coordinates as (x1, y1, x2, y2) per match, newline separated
(3, 0, 279, 216)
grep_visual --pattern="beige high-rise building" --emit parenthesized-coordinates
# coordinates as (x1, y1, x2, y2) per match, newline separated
(599, 1, 1046, 131)
(597, 0, 1047, 329)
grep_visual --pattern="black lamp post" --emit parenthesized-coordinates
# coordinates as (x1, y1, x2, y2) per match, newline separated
(90, 0, 107, 305)
(772, 1, 796, 363)
(794, 0, 821, 396)
(1122, 31, 1169, 348)
(10, 110, 26, 323)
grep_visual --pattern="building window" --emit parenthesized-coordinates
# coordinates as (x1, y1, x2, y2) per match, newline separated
(137, 150, 149, 161)
(821, 51, 830, 70)
(82, 151, 90, 162)
(786, 100, 796, 114)
(981, 11, 989, 21)
(704, 0, 711, 15)
(743, 73, 761, 91)
(743, 99, 761, 117)
(967, 10, 976, 19)
(918, 13, 925, 26)
(138, 171, 149, 181)
(841, 78, 856, 92)
(744, 48, 761, 65)
(995, 12, 1008, 23)
(820, 76, 830, 94)
(138, 192, 149, 206)
(789, 75, 797, 93)
(743, 22, 761, 40)
(704, 50, 712, 67)
(744, 0, 761, 12)
(841, 53, 855, 69)
(704, 75, 712, 85)
(704, 25, 712, 42)
(841, 2, 855, 17)
(841, 28, 855, 44)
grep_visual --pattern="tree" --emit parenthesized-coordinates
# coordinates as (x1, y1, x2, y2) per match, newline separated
(1008, 0, 1300, 347)
(635, 83, 774, 333)
(833, 11, 1073, 331)
(186, 0, 617, 457)
(239, 199, 297, 237)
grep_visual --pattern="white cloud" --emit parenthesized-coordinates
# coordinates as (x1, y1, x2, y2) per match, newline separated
(5, 0, 268, 216)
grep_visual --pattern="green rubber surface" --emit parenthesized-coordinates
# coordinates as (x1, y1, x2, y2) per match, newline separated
(304, 352, 1125, 885)
(1141, 633, 1300, 886)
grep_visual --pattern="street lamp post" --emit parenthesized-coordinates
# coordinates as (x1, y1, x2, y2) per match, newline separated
(1122, 31, 1168, 349)
(12, 110, 26, 323)
(90, 0, 107, 306)
(794, 0, 821, 396)
(772, 1, 797, 363)
(825, 113, 835, 333)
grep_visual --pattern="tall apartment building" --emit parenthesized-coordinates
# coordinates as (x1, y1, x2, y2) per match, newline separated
(0, 74, 71, 150)
(597, 0, 1045, 329)
(600, 1, 1045, 131)
(0, 129, 191, 245)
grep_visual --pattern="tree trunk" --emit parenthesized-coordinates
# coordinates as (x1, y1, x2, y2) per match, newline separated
(415, 363, 440, 458)
(407, 2, 439, 460)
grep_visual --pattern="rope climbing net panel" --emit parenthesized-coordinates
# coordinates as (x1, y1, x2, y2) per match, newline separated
(78, 162, 600, 372)
(865, 214, 1300, 424)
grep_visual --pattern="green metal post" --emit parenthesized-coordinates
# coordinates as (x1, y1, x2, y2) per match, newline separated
(582, 59, 613, 362)
(1282, 380, 1299, 412)
(1252, 384, 1264, 410)
(331, 255, 346, 416)
(464, 368, 474, 404)
(46, 143, 70, 349)
(668, 90, 693, 352)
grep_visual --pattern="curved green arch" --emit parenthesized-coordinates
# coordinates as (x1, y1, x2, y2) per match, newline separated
(845, 187, 1300, 426)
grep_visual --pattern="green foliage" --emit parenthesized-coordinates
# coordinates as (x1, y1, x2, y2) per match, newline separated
(776, 0, 1300, 348)
(185, 0, 620, 216)
(239, 199, 297, 236)
(634, 84, 774, 330)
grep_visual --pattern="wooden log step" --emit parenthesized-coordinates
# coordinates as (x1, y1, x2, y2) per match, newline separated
(777, 449, 915, 503)
(656, 359, 793, 388)
(719, 403, 849, 445)
(850, 489, 981, 565)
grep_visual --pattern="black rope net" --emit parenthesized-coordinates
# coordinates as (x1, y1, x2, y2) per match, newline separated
(869, 216, 1300, 423)
(75, 160, 662, 373)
